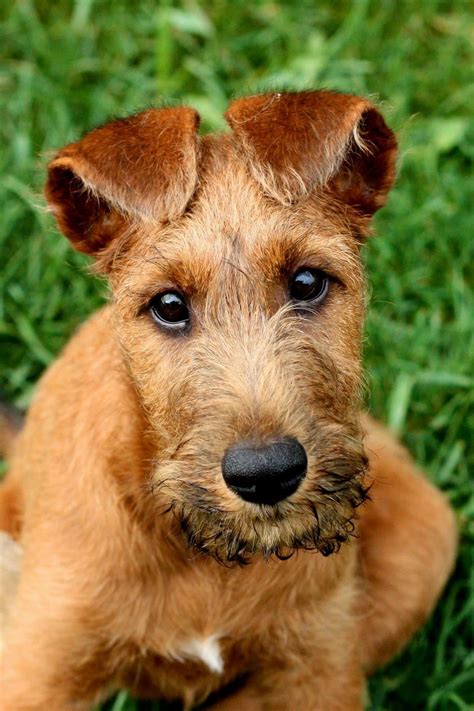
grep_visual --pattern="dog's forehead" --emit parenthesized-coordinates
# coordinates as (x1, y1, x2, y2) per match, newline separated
(189, 134, 288, 244)
(191, 134, 349, 240)
(125, 133, 359, 295)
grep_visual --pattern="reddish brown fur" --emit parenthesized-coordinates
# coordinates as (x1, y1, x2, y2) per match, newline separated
(46, 107, 200, 253)
(0, 91, 457, 710)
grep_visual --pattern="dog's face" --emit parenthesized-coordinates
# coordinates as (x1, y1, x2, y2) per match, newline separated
(46, 92, 397, 563)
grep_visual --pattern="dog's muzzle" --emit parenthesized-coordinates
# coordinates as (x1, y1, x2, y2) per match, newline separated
(221, 437, 307, 506)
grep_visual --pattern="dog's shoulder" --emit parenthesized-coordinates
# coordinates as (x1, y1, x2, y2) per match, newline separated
(35, 305, 121, 394)
(23, 305, 142, 455)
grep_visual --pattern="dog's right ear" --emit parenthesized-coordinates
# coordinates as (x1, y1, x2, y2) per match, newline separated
(226, 91, 397, 235)
(45, 107, 200, 255)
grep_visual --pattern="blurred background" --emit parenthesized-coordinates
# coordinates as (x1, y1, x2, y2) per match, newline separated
(1, 1, 473, 709)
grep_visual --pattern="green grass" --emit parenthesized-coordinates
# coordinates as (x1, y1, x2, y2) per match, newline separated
(1, 1, 473, 709)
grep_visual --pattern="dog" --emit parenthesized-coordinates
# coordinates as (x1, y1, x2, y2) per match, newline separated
(0, 91, 457, 711)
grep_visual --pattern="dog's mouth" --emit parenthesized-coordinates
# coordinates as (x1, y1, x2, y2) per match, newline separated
(150, 426, 369, 565)
(159, 462, 369, 566)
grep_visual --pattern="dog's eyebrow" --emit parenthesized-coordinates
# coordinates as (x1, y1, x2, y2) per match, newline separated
(254, 232, 361, 286)
(292, 248, 359, 285)
(126, 240, 221, 303)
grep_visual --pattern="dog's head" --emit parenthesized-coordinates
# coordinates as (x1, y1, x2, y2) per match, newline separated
(46, 91, 397, 563)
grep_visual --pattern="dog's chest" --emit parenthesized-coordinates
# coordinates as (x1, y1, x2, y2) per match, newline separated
(139, 550, 317, 682)
(143, 562, 277, 676)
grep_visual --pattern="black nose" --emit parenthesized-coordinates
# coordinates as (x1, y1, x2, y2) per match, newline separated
(221, 437, 307, 506)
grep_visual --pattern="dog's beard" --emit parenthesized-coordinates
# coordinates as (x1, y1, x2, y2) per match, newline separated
(174, 474, 368, 565)
(154, 433, 369, 565)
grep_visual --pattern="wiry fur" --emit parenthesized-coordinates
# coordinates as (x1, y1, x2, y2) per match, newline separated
(160, 421, 369, 565)
(0, 91, 457, 711)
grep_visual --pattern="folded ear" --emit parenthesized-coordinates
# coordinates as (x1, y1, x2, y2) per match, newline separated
(225, 91, 397, 226)
(45, 107, 200, 255)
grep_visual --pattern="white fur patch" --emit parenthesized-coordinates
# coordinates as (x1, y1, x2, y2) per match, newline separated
(174, 634, 224, 674)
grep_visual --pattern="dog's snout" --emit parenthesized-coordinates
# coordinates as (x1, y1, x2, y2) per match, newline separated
(221, 437, 307, 505)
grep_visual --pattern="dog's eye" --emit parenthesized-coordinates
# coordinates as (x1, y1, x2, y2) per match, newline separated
(290, 268, 329, 304)
(148, 291, 190, 330)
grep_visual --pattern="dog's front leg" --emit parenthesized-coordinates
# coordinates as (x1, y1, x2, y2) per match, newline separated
(208, 658, 364, 711)
(209, 588, 365, 711)
(1, 563, 112, 711)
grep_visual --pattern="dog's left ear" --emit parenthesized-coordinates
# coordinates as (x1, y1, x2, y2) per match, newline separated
(45, 107, 200, 256)
(226, 91, 397, 232)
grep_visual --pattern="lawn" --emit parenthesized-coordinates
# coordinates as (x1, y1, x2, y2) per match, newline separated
(1, 1, 473, 709)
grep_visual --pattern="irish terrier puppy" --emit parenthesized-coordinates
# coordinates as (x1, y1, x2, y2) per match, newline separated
(0, 91, 457, 711)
